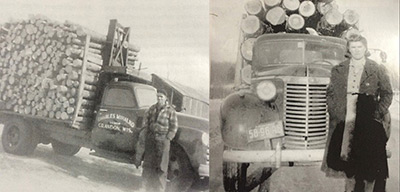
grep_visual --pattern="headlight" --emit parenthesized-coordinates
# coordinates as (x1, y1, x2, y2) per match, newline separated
(201, 132, 209, 146)
(256, 81, 276, 101)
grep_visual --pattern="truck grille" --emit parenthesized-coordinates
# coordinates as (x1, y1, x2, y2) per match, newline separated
(284, 83, 328, 149)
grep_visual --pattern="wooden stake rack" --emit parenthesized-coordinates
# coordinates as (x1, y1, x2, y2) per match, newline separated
(0, 16, 141, 130)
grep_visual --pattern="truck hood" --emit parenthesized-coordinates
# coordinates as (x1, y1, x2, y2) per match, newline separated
(177, 112, 209, 133)
(254, 64, 333, 78)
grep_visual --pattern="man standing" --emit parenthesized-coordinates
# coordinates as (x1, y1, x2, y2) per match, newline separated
(140, 89, 178, 192)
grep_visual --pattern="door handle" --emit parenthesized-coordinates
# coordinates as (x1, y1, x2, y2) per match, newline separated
(99, 109, 108, 112)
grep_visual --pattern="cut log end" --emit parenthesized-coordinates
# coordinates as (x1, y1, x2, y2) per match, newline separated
(240, 38, 257, 61)
(264, 0, 282, 7)
(299, 1, 316, 17)
(241, 16, 264, 37)
(245, 0, 264, 15)
(266, 7, 286, 25)
(341, 27, 361, 40)
(324, 9, 343, 26)
(283, 0, 300, 11)
(288, 14, 305, 30)
(343, 9, 359, 25)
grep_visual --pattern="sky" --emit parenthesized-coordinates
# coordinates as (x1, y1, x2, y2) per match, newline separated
(0, 0, 209, 96)
(210, 0, 399, 75)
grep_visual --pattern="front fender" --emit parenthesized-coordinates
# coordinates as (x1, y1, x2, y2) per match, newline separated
(220, 91, 280, 149)
(174, 114, 208, 173)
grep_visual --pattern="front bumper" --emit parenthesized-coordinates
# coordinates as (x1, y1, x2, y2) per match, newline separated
(223, 149, 325, 163)
(198, 163, 209, 177)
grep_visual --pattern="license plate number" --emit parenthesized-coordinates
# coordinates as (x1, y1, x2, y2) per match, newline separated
(248, 121, 284, 142)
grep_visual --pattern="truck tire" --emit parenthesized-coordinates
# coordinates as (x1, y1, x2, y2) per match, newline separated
(1, 120, 38, 155)
(167, 144, 196, 192)
(223, 146, 246, 192)
(51, 140, 81, 156)
(223, 161, 241, 192)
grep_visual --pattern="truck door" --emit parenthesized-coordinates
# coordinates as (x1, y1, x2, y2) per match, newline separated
(91, 83, 156, 152)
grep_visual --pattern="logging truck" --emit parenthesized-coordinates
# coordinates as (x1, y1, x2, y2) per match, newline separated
(0, 18, 208, 191)
(220, 0, 363, 191)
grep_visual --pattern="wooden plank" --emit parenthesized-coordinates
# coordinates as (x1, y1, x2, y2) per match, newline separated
(234, 14, 246, 87)
(72, 35, 90, 125)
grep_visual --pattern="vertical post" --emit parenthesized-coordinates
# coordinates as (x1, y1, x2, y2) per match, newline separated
(72, 35, 90, 127)
(234, 14, 247, 88)
(275, 140, 282, 168)
(104, 19, 117, 67)
(122, 27, 130, 66)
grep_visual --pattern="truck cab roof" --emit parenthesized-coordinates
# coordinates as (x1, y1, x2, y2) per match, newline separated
(107, 80, 155, 90)
(255, 33, 347, 46)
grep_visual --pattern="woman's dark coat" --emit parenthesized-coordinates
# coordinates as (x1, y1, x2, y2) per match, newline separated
(321, 58, 393, 177)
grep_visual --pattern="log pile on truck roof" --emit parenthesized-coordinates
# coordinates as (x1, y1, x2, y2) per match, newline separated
(241, 0, 360, 63)
(0, 15, 139, 129)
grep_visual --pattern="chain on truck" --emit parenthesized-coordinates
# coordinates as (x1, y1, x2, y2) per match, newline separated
(220, 0, 389, 191)
(0, 18, 209, 192)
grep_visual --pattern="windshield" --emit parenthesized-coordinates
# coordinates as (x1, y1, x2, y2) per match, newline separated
(103, 88, 137, 107)
(254, 40, 346, 67)
(135, 87, 157, 108)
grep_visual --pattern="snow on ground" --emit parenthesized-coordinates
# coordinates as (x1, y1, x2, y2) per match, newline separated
(0, 125, 208, 192)
(0, 128, 144, 192)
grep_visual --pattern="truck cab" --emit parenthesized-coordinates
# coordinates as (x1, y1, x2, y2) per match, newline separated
(88, 76, 209, 191)
(221, 33, 347, 191)
(91, 81, 156, 152)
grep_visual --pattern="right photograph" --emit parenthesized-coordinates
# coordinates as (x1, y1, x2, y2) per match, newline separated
(210, 0, 399, 191)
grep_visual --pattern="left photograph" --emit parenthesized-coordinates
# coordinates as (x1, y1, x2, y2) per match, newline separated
(0, 1, 209, 192)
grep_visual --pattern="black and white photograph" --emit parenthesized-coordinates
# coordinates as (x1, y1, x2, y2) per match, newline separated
(210, 0, 399, 191)
(0, 0, 209, 192)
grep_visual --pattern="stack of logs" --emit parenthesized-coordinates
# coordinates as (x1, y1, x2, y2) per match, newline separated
(0, 15, 140, 129)
(240, 0, 360, 61)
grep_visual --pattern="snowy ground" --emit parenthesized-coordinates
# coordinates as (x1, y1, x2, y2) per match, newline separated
(0, 126, 207, 192)
(210, 95, 400, 192)
(0, 138, 144, 192)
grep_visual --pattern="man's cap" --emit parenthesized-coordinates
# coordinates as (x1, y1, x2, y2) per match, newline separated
(157, 89, 167, 96)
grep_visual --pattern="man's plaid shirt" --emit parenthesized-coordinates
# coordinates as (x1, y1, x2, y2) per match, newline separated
(143, 103, 178, 140)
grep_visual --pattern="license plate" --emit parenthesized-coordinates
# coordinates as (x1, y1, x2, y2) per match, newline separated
(248, 120, 284, 142)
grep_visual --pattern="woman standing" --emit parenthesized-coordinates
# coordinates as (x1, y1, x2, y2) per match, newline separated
(321, 35, 393, 192)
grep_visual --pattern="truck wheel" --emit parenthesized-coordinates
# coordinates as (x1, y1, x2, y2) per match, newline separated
(51, 140, 81, 156)
(167, 144, 196, 192)
(223, 146, 246, 192)
(1, 120, 38, 155)
(223, 161, 241, 192)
